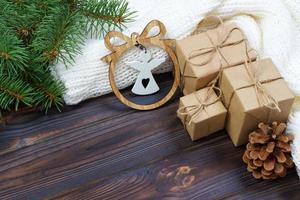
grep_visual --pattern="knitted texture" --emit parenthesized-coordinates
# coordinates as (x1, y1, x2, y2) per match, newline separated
(52, 0, 300, 177)
(51, 0, 300, 103)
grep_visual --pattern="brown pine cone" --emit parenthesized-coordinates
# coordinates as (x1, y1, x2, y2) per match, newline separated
(243, 122, 294, 180)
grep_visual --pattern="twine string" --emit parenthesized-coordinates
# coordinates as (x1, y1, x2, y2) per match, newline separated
(177, 86, 222, 125)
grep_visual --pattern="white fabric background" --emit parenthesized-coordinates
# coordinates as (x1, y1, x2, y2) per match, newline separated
(52, 0, 300, 177)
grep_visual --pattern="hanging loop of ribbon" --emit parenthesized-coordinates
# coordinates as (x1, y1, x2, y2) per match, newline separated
(131, 32, 140, 44)
(177, 86, 222, 125)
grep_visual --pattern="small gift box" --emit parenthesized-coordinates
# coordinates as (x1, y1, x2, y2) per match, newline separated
(176, 23, 257, 95)
(177, 87, 227, 141)
(220, 59, 295, 146)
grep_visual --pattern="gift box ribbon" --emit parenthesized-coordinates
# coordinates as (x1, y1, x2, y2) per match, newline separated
(226, 60, 282, 113)
(177, 86, 222, 126)
(187, 27, 245, 67)
(180, 18, 248, 89)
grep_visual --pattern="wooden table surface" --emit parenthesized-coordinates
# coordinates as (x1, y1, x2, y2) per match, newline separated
(1, 74, 300, 200)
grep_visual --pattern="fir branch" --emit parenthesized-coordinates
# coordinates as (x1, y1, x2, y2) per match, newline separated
(6, 1, 41, 37)
(21, 60, 47, 82)
(79, 0, 136, 38)
(0, 0, 136, 115)
(34, 0, 63, 13)
(0, 0, 18, 26)
(0, 75, 34, 110)
(33, 75, 65, 112)
(0, 27, 29, 75)
(31, 7, 85, 66)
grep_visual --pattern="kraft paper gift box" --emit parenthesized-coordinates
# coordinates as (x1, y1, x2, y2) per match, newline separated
(177, 87, 227, 141)
(176, 23, 257, 95)
(220, 59, 295, 146)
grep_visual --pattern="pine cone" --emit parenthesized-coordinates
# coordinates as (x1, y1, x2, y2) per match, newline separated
(243, 122, 294, 180)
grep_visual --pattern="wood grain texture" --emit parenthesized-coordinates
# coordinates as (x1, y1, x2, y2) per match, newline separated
(0, 73, 299, 200)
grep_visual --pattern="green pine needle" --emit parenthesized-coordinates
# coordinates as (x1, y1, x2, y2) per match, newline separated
(0, 0, 136, 114)
(33, 75, 65, 112)
(0, 26, 29, 75)
(79, 0, 136, 38)
(0, 75, 35, 111)
(0, 1, 18, 27)
(31, 8, 85, 66)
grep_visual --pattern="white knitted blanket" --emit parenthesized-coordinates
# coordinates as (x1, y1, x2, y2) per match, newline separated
(52, 0, 300, 177)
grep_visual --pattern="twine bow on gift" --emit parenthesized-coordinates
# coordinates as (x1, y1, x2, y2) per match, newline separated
(243, 59, 281, 112)
(102, 20, 175, 63)
(177, 86, 222, 125)
(180, 16, 248, 91)
(187, 27, 246, 68)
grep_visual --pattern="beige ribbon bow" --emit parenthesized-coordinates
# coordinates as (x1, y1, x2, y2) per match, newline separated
(180, 16, 248, 92)
(188, 27, 246, 68)
(102, 20, 174, 63)
(177, 86, 222, 125)
(243, 60, 281, 112)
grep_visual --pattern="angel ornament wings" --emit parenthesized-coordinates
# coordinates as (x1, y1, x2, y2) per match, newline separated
(127, 44, 164, 95)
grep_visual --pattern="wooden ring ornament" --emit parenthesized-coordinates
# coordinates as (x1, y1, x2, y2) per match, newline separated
(102, 20, 180, 110)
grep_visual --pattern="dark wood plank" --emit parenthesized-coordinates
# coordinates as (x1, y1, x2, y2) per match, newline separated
(51, 133, 300, 200)
(0, 73, 174, 155)
(0, 75, 192, 199)
(0, 73, 299, 200)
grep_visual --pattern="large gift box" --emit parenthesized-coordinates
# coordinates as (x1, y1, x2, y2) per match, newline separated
(176, 23, 257, 95)
(220, 59, 295, 146)
(177, 87, 227, 141)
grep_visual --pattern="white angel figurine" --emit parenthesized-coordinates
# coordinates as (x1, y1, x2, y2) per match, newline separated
(126, 46, 164, 95)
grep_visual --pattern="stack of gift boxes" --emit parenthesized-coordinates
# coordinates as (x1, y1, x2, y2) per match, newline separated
(176, 20, 295, 146)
